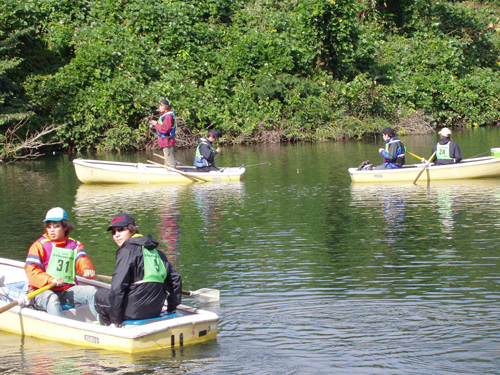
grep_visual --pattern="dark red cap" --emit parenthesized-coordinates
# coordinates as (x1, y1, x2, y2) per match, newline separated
(107, 213, 136, 231)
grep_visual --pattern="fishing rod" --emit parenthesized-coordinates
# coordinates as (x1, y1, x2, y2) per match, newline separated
(239, 162, 271, 169)
(467, 151, 490, 159)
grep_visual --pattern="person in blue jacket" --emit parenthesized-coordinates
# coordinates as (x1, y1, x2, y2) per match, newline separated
(374, 127, 406, 170)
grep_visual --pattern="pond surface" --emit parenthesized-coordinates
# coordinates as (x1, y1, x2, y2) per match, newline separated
(1, 127, 500, 374)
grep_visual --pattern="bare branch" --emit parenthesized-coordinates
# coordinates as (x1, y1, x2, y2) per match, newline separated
(1, 118, 65, 163)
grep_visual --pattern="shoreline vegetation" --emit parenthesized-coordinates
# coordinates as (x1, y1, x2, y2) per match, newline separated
(1, 0, 499, 162)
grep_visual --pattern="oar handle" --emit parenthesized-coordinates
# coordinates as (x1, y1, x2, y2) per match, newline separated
(96, 274, 112, 282)
(407, 151, 424, 161)
(26, 282, 57, 299)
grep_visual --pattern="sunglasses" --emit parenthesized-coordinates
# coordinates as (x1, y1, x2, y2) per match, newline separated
(111, 227, 128, 236)
(45, 222, 62, 229)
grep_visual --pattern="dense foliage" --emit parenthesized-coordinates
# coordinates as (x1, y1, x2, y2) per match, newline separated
(1, 0, 499, 153)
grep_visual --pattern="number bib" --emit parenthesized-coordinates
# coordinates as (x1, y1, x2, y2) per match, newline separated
(436, 143, 450, 159)
(45, 246, 76, 284)
(142, 247, 167, 283)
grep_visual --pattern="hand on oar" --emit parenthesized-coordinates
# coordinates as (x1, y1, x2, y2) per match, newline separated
(0, 281, 57, 314)
(96, 275, 220, 303)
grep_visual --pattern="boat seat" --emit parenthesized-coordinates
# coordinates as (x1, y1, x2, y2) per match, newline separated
(122, 311, 184, 326)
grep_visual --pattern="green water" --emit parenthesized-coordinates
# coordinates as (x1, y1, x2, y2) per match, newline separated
(0, 127, 499, 374)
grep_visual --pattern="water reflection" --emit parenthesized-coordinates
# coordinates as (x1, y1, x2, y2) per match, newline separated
(382, 190, 406, 237)
(1, 330, 218, 374)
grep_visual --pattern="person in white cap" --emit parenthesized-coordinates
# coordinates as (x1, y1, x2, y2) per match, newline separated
(24, 207, 99, 319)
(430, 128, 463, 165)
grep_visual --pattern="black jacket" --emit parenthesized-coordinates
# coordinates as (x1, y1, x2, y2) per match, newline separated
(198, 138, 218, 166)
(102, 234, 182, 324)
(431, 138, 463, 165)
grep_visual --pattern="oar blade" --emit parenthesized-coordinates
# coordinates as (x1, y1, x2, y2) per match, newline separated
(190, 288, 220, 303)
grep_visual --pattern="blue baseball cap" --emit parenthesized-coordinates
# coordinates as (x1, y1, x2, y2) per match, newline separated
(43, 207, 69, 222)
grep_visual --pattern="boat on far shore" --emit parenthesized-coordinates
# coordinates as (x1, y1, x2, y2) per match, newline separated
(73, 158, 245, 184)
(349, 155, 500, 183)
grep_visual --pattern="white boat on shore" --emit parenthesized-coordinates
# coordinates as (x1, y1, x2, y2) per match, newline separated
(0, 257, 219, 353)
(73, 158, 246, 184)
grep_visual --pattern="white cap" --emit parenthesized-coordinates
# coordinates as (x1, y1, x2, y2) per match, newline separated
(440, 128, 451, 137)
(43, 207, 69, 222)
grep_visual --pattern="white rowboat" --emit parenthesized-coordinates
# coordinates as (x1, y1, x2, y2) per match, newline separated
(73, 158, 245, 184)
(349, 156, 500, 183)
(0, 257, 218, 353)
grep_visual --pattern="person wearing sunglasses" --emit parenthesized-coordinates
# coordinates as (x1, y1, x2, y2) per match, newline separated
(24, 207, 98, 319)
(94, 213, 182, 327)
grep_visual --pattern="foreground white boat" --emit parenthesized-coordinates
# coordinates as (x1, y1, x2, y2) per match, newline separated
(349, 156, 500, 183)
(73, 158, 246, 184)
(0, 257, 218, 353)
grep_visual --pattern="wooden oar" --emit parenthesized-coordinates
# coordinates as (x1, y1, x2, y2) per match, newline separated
(412, 151, 436, 185)
(147, 160, 209, 183)
(96, 275, 220, 303)
(154, 153, 197, 170)
(0, 282, 57, 314)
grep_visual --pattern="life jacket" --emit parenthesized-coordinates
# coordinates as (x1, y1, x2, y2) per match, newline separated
(156, 111, 175, 139)
(436, 143, 451, 160)
(133, 247, 167, 285)
(194, 138, 214, 167)
(39, 237, 79, 287)
(385, 138, 406, 166)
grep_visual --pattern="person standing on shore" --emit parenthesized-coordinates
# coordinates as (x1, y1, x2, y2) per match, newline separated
(150, 99, 176, 167)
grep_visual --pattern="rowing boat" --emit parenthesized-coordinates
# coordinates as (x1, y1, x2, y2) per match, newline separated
(73, 158, 246, 184)
(0, 257, 218, 353)
(349, 156, 500, 183)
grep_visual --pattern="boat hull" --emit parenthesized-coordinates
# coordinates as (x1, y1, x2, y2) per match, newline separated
(73, 159, 245, 184)
(349, 156, 500, 183)
(0, 258, 218, 353)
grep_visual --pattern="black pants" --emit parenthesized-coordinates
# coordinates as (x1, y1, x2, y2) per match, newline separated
(94, 288, 114, 326)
